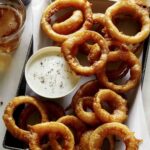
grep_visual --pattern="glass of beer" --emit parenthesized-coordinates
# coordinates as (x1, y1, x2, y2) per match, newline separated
(0, 0, 26, 53)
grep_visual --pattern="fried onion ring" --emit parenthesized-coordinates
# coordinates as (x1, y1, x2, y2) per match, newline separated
(87, 43, 101, 64)
(89, 122, 141, 150)
(72, 80, 101, 110)
(107, 40, 143, 54)
(105, 0, 150, 44)
(82, 44, 129, 81)
(84, 41, 129, 80)
(87, 40, 141, 81)
(96, 50, 141, 93)
(105, 41, 130, 80)
(3, 96, 48, 143)
(93, 89, 128, 123)
(61, 30, 109, 76)
(75, 96, 100, 126)
(90, 13, 111, 39)
(29, 122, 74, 150)
(80, 13, 108, 55)
(57, 115, 87, 143)
(79, 130, 93, 150)
(18, 101, 65, 130)
(79, 130, 115, 150)
(18, 104, 40, 130)
(52, 10, 84, 35)
(123, 0, 148, 8)
(41, 0, 93, 43)
(106, 41, 142, 80)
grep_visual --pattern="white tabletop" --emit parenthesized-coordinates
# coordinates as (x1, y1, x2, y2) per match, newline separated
(142, 39, 150, 132)
(0, 4, 32, 150)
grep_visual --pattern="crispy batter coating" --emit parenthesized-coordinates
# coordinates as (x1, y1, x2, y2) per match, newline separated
(29, 122, 74, 150)
(57, 115, 87, 148)
(89, 123, 141, 150)
(79, 130, 115, 150)
(75, 97, 100, 126)
(96, 50, 141, 93)
(41, 0, 93, 42)
(18, 101, 65, 130)
(52, 10, 84, 35)
(105, 0, 150, 43)
(3, 96, 48, 143)
(72, 80, 100, 110)
(79, 130, 93, 150)
(61, 30, 109, 76)
(93, 89, 128, 123)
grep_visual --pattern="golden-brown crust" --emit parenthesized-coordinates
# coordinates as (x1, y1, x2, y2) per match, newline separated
(105, 0, 150, 44)
(29, 122, 74, 150)
(3, 96, 48, 143)
(52, 10, 84, 35)
(57, 115, 87, 145)
(79, 130, 93, 150)
(93, 89, 128, 123)
(61, 30, 109, 76)
(72, 80, 101, 110)
(96, 50, 142, 93)
(89, 123, 141, 150)
(79, 130, 115, 150)
(75, 97, 101, 126)
(80, 13, 108, 56)
(41, 0, 93, 43)
(18, 101, 65, 130)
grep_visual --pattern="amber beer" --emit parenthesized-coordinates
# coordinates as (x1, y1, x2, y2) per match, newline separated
(0, 1, 26, 53)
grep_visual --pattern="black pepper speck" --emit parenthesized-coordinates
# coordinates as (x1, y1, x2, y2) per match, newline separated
(0, 101, 3, 106)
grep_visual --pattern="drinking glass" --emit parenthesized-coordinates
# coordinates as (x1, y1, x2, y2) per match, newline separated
(0, 0, 26, 53)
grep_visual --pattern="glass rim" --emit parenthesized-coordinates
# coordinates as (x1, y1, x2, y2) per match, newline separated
(0, 0, 26, 41)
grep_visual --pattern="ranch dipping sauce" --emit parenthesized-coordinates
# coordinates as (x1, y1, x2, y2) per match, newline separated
(25, 47, 80, 98)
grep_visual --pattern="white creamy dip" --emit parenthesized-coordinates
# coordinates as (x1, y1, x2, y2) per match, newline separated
(25, 47, 80, 98)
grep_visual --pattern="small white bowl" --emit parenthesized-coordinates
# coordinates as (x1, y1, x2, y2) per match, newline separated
(25, 46, 80, 99)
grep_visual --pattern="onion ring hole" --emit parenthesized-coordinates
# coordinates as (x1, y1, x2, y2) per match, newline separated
(112, 12, 141, 36)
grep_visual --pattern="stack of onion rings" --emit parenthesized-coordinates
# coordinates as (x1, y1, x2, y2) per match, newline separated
(3, 0, 149, 148)
(41, 0, 93, 43)
(61, 30, 109, 76)
(73, 88, 127, 124)
(2, 90, 140, 149)
(72, 80, 101, 110)
(75, 96, 101, 126)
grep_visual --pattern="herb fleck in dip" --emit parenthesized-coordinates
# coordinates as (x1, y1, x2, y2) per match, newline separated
(26, 47, 79, 98)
